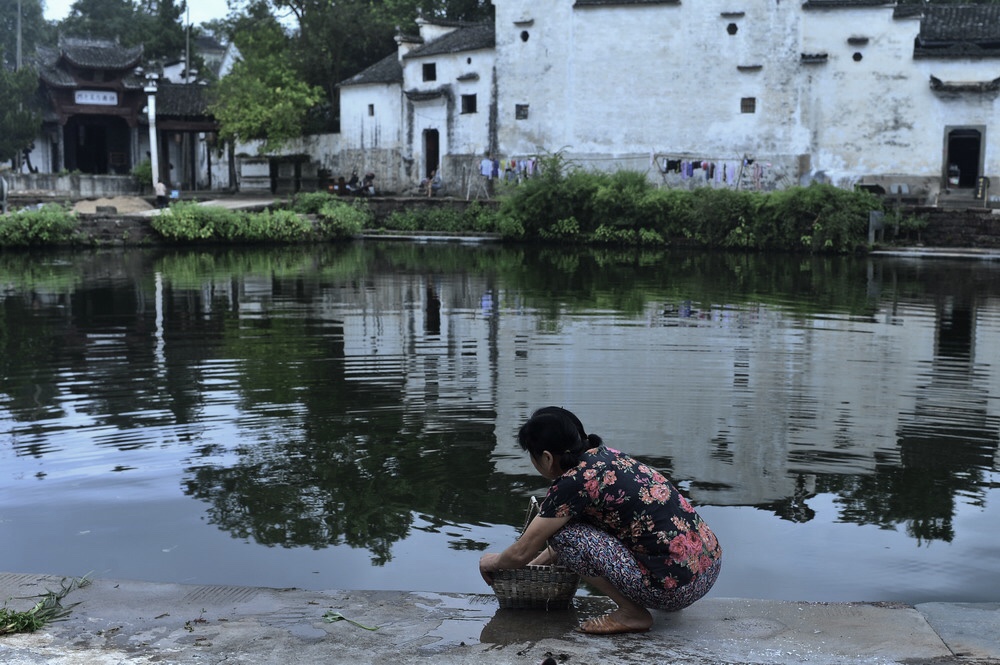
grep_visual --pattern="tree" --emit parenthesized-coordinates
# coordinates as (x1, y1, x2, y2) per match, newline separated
(137, 0, 188, 63)
(0, 0, 49, 68)
(57, 0, 187, 62)
(59, 0, 144, 44)
(0, 65, 42, 166)
(208, 4, 322, 151)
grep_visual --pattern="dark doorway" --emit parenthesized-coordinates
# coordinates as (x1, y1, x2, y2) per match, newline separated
(424, 129, 440, 179)
(63, 116, 132, 175)
(946, 128, 982, 189)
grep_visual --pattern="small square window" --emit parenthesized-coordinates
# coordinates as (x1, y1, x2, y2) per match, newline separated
(461, 94, 477, 114)
(367, 104, 374, 116)
(515, 104, 529, 120)
(423, 63, 437, 82)
(740, 97, 756, 114)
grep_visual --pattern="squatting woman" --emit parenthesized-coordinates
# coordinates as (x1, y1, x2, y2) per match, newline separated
(479, 406, 722, 635)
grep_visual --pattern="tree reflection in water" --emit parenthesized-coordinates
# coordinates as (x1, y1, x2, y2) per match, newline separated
(1, 245, 999, 597)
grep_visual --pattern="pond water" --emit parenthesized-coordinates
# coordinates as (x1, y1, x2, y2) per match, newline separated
(1, 243, 998, 604)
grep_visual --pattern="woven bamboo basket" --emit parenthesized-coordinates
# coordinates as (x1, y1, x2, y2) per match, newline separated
(492, 497, 580, 610)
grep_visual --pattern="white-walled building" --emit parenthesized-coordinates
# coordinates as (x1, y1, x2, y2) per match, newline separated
(336, 2, 1000, 201)
(339, 19, 496, 194)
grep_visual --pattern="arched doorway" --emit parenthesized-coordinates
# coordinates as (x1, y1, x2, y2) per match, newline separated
(945, 127, 983, 189)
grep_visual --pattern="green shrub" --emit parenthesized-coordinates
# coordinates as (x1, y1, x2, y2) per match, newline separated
(290, 191, 338, 215)
(152, 202, 316, 243)
(757, 184, 879, 252)
(384, 203, 500, 235)
(592, 170, 656, 231)
(238, 209, 313, 242)
(132, 159, 153, 188)
(317, 199, 369, 239)
(464, 201, 500, 233)
(497, 151, 605, 236)
(384, 210, 421, 232)
(151, 201, 221, 241)
(640, 187, 696, 238)
(539, 216, 581, 240)
(496, 212, 525, 239)
(591, 223, 635, 244)
(0, 205, 79, 247)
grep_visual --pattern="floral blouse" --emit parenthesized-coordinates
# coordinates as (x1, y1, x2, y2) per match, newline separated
(538, 446, 721, 590)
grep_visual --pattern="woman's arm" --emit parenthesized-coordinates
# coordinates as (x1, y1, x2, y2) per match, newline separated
(479, 514, 571, 585)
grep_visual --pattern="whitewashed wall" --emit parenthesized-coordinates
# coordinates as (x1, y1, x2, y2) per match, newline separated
(490, 0, 998, 193)
(398, 46, 495, 189)
(340, 83, 404, 155)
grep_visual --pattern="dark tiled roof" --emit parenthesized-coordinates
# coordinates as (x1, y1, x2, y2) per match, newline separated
(155, 82, 213, 117)
(915, 5, 1000, 58)
(920, 5, 1000, 44)
(34, 44, 149, 89)
(57, 37, 144, 70)
(802, 0, 893, 8)
(575, 0, 679, 6)
(339, 53, 403, 87)
(402, 23, 494, 59)
(36, 46, 77, 88)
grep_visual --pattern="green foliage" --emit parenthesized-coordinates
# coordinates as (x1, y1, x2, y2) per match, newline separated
(757, 184, 880, 253)
(592, 170, 656, 230)
(209, 6, 324, 151)
(499, 173, 881, 253)
(382, 202, 499, 235)
(151, 202, 219, 241)
(496, 151, 603, 237)
(0, 66, 42, 164)
(539, 216, 581, 240)
(57, 0, 186, 62)
(132, 159, 153, 188)
(1, 0, 49, 68)
(152, 202, 318, 243)
(233, 209, 315, 242)
(0, 205, 78, 247)
(250, 0, 494, 131)
(290, 191, 339, 214)
(316, 199, 370, 238)
(0, 576, 91, 636)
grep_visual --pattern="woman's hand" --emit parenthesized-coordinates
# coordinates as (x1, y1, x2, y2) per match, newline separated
(479, 552, 501, 586)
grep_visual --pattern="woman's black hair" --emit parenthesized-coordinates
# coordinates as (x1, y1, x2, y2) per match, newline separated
(517, 406, 603, 472)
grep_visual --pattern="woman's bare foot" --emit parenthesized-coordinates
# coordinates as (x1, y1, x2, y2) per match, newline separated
(577, 609, 653, 635)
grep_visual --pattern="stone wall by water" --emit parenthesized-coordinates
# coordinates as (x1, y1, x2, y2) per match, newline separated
(911, 207, 1000, 248)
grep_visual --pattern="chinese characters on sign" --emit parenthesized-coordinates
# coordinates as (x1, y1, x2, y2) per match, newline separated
(75, 90, 119, 106)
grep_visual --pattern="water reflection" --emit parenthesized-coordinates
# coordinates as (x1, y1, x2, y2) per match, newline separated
(1, 246, 998, 600)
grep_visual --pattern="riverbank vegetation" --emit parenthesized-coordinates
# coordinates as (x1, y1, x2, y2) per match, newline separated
(488, 153, 886, 253)
(0, 203, 80, 247)
(2, 161, 908, 253)
(149, 198, 368, 242)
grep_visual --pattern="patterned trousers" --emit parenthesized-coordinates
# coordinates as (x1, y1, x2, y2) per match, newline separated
(550, 521, 721, 612)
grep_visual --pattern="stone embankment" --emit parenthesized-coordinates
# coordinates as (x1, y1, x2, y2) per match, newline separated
(909, 206, 1000, 247)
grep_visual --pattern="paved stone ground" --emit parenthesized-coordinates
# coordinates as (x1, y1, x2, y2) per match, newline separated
(1, 573, 998, 665)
